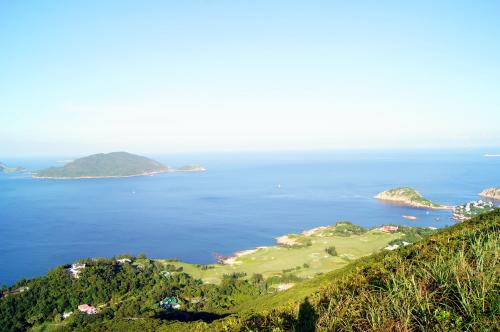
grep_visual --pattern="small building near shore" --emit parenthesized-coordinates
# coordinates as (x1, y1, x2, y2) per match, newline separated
(381, 225, 399, 232)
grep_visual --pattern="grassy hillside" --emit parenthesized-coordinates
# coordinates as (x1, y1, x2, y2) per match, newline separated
(34, 152, 168, 178)
(157, 222, 406, 285)
(223, 210, 499, 331)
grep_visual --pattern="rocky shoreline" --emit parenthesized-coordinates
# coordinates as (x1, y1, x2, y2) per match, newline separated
(374, 191, 453, 210)
(32, 167, 206, 179)
(32, 170, 170, 180)
(479, 187, 500, 201)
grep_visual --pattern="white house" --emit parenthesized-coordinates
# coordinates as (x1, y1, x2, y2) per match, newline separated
(68, 263, 86, 278)
(116, 258, 132, 264)
(78, 304, 97, 315)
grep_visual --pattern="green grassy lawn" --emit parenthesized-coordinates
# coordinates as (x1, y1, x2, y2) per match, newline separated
(156, 227, 402, 284)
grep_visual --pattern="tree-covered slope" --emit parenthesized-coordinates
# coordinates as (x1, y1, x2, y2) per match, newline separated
(34, 152, 169, 178)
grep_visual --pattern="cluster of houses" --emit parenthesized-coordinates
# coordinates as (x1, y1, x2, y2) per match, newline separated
(453, 200, 496, 222)
(66, 258, 131, 280)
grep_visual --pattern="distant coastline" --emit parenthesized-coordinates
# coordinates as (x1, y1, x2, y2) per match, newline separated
(32, 168, 205, 180)
(375, 196, 453, 210)
(32, 170, 169, 180)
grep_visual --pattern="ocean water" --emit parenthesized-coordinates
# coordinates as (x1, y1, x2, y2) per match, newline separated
(0, 150, 498, 286)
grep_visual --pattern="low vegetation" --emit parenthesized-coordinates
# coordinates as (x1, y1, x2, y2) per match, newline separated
(324, 246, 337, 256)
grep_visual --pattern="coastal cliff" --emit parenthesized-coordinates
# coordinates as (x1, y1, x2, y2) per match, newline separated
(375, 187, 451, 210)
(479, 187, 500, 201)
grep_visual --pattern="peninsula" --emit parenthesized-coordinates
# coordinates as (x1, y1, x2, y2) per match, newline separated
(375, 187, 451, 209)
(33, 152, 204, 179)
(160, 221, 434, 285)
(479, 187, 500, 201)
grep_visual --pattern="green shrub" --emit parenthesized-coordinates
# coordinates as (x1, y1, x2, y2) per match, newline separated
(325, 246, 338, 256)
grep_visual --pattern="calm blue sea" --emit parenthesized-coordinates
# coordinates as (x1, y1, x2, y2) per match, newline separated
(1, 150, 499, 286)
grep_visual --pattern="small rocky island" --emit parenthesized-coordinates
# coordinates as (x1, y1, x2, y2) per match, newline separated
(479, 187, 500, 201)
(33, 152, 204, 179)
(0, 162, 25, 174)
(174, 164, 206, 172)
(375, 187, 451, 210)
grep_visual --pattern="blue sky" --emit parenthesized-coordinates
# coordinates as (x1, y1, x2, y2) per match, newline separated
(1, 1, 499, 156)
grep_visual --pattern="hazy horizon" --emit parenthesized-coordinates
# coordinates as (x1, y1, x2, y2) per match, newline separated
(2, 146, 500, 161)
(1, 1, 499, 157)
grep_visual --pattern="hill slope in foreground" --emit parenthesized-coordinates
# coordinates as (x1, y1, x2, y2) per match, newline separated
(33, 152, 191, 179)
(1, 211, 498, 331)
(230, 210, 499, 331)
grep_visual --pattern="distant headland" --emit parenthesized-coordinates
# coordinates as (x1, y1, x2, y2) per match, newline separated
(479, 187, 500, 201)
(375, 187, 452, 210)
(32, 152, 205, 179)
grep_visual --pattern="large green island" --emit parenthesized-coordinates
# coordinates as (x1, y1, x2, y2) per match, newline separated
(33, 152, 204, 179)
(375, 187, 452, 210)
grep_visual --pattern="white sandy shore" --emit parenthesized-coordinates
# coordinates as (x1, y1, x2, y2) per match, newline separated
(32, 170, 169, 180)
(222, 247, 269, 265)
